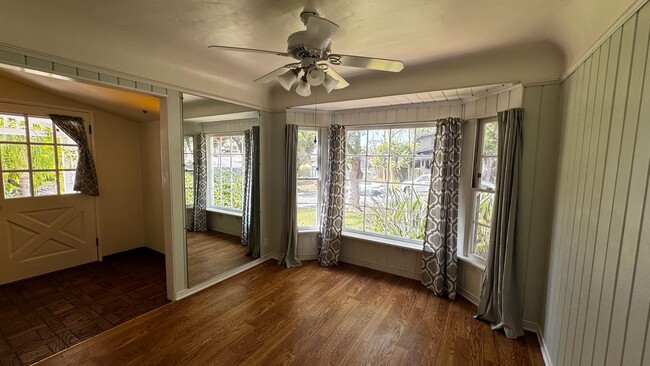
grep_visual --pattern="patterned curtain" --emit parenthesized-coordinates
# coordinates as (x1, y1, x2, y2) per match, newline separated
(421, 117, 462, 299)
(48, 114, 99, 196)
(241, 130, 252, 246)
(278, 124, 301, 267)
(189, 133, 207, 232)
(319, 124, 345, 267)
(243, 126, 261, 258)
(476, 108, 524, 339)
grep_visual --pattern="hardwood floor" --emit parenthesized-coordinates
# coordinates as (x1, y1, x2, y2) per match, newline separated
(186, 230, 253, 287)
(37, 260, 544, 366)
(0, 248, 168, 366)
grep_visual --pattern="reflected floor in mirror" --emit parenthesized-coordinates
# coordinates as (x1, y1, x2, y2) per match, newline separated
(186, 231, 253, 287)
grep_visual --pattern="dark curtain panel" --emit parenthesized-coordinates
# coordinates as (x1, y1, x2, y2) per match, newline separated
(279, 124, 301, 267)
(319, 124, 345, 267)
(243, 126, 261, 258)
(48, 114, 99, 196)
(421, 117, 462, 299)
(476, 108, 524, 339)
(189, 133, 207, 232)
(242, 130, 253, 246)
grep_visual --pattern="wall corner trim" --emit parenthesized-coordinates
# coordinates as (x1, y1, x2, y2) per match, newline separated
(522, 321, 553, 366)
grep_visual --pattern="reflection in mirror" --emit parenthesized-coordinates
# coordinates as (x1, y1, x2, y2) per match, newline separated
(182, 93, 261, 288)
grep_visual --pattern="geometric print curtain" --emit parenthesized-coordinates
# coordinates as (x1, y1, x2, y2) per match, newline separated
(318, 124, 345, 267)
(48, 114, 99, 196)
(189, 132, 207, 232)
(421, 117, 462, 300)
(242, 129, 253, 247)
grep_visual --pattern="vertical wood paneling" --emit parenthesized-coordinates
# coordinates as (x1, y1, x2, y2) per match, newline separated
(543, 4, 650, 365)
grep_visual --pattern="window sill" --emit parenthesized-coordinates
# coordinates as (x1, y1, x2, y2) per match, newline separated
(298, 228, 320, 234)
(206, 208, 243, 217)
(458, 254, 486, 271)
(341, 231, 422, 251)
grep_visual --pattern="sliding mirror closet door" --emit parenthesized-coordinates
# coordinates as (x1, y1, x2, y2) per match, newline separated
(182, 93, 261, 288)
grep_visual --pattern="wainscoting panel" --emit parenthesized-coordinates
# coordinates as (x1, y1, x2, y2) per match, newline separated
(543, 4, 650, 365)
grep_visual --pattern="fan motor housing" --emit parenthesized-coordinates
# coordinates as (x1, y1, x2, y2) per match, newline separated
(287, 31, 330, 61)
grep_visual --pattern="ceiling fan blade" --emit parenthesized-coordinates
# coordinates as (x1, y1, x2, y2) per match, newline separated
(253, 64, 299, 84)
(325, 66, 349, 89)
(329, 54, 404, 72)
(208, 45, 289, 57)
(305, 16, 339, 51)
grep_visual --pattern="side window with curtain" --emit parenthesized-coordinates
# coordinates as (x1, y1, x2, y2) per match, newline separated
(183, 136, 194, 206)
(0, 113, 79, 198)
(469, 119, 498, 259)
(296, 128, 320, 228)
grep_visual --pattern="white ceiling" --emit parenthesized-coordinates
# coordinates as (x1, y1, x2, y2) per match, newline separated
(0, 68, 160, 122)
(0, 0, 640, 109)
(291, 84, 512, 111)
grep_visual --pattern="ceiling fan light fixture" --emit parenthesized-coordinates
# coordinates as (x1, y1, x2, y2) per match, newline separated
(277, 69, 298, 90)
(306, 65, 325, 86)
(322, 73, 338, 93)
(296, 79, 311, 96)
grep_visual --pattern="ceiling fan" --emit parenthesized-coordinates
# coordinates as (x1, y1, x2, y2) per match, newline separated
(209, 11, 405, 96)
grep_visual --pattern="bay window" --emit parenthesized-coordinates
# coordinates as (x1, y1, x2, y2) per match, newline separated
(296, 129, 321, 228)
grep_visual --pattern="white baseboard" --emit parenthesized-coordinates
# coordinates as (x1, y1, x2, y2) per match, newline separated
(339, 256, 420, 281)
(522, 321, 552, 366)
(175, 252, 275, 300)
(457, 286, 479, 305)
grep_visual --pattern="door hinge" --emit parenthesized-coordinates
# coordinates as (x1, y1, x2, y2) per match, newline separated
(96, 237, 99, 247)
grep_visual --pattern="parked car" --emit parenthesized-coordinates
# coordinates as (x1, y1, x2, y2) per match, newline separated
(400, 174, 430, 193)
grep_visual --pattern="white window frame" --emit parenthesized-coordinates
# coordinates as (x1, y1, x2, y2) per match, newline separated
(297, 127, 324, 231)
(0, 112, 81, 199)
(341, 123, 435, 244)
(206, 132, 245, 213)
(465, 118, 498, 264)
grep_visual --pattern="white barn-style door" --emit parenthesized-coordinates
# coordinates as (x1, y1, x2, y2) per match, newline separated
(0, 103, 98, 285)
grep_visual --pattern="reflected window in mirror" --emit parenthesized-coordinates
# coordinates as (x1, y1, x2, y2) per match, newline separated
(183, 136, 194, 206)
(207, 134, 245, 212)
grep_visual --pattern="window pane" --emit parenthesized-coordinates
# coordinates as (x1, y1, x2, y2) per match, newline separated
(298, 155, 318, 178)
(409, 210, 427, 240)
(364, 208, 385, 234)
(476, 192, 495, 226)
(297, 179, 318, 208)
(29, 117, 54, 143)
(344, 205, 363, 230)
(184, 136, 194, 154)
(365, 183, 387, 209)
(3, 172, 31, 198)
(345, 156, 366, 181)
(0, 114, 27, 142)
(367, 129, 389, 155)
(55, 126, 76, 145)
(297, 204, 317, 227)
(413, 157, 431, 178)
(232, 172, 243, 210)
(185, 171, 194, 205)
(213, 168, 222, 207)
(230, 136, 243, 154)
(389, 156, 412, 183)
(474, 224, 491, 259)
(31, 145, 55, 170)
(390, 129, 412, 155)
(366, 156, 388, 182)
(386, 187, 409, 210)
(415, 127, 436, 156)
(482, 122, 498, 156)
(212, 136, 222, 154)
(480, 157, 497, 190)
(0, 143, 29, 170)
(58, 145, 79, 169)
(221, 137, 231, 154)
(345, 180, 365, 208)
(346, 130, 367, 155)
(33, 171, 57, 196)
(59, 170, 77, 194)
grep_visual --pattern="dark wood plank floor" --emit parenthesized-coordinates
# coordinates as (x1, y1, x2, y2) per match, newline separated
(37, 260, 544, 366)
(186, 230, 252, 287)
(0, 248, 169, 366)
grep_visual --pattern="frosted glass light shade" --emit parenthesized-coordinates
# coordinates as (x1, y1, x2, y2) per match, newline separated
(306, 66, 325, 86)
(277, 69, 298, 90)
(296, 80, 311, 96)
(322, 74, 338, 93)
